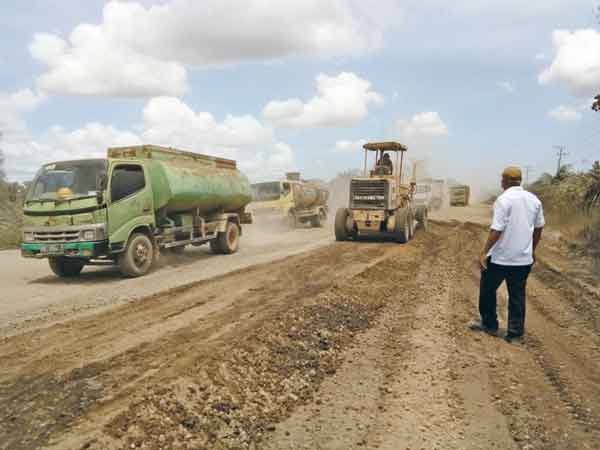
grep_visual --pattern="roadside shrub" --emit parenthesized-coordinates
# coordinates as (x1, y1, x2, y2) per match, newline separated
(0, 181, 23, 249)
(529, 163, 600, 268)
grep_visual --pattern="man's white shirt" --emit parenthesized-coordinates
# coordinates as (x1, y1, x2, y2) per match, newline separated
(488, 186, 545, 266)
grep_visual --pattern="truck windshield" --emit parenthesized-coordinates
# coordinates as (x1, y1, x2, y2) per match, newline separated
(28, 159, 108, 202)
(252, 182, 281, 201)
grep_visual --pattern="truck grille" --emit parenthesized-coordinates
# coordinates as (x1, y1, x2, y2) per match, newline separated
(350, 180, 387, 209)
(33, 230, 80, 242)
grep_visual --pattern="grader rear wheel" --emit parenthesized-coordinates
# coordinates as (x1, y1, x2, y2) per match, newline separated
(394, 208, 410, 244)
(334, 208, 350, 241)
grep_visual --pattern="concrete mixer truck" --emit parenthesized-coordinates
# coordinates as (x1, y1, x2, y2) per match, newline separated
(250, 173, 329, 228)
(19, 145, 253, 277)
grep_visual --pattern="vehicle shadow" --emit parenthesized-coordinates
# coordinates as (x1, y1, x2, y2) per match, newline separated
(27, 246, 216, 285)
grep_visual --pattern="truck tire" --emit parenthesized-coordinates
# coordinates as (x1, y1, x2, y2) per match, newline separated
(394, 208, 410, 244)
(287, 210, 297, 229)
(335, 208, 350, 241)
(212, 221, 240, 255)
(118, 233, 155, 277)
(415, 205, 428, 231)
(48, 257, 85, 277)
(419, 209, 428, 231)
(311, 208, 327, 228)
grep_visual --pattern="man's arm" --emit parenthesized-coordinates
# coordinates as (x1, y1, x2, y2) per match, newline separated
(532, 227, 543, 262)
(480, 229, 502, 270)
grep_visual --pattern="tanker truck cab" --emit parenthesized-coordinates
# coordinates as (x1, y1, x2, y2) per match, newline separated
(22, 145, 253, 278)
(106, 161, 155, 253)
(21, 159, 111, 276)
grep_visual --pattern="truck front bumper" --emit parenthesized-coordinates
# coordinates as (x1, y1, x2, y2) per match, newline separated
(21, 240, 109, 259)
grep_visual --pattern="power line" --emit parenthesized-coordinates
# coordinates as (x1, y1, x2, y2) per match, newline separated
(553, 145, 568, 176)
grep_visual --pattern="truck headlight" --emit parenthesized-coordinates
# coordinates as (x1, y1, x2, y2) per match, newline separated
(23, 232, 34, 242)
(81, 230, 96, 241)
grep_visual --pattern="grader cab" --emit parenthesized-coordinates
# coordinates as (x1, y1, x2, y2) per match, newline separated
(334, 141, 427, 243)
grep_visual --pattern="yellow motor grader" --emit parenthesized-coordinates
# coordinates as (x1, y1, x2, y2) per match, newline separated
(334, 141, 427, 243)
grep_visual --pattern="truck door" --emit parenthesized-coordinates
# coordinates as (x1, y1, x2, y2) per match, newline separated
(107, 163, 154, 248)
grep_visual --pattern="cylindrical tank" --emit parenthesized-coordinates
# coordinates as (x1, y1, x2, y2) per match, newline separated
(292, 182, 330, 209)
(108, 145, 252, 215)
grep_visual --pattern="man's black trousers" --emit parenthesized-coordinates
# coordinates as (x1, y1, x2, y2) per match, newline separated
(479, 259, 532, 336)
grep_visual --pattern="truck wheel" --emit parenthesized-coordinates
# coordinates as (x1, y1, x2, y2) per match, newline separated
(209, 239, 221, 254)
(48, 257, 85, 277)
(311, 209, 327, 228)
(118, 233, 154, 277)
(335, 208, 350, 241)
(287, 211, 297, 229)
(213, 221, 240, 255)
(414, 205, 428, 231)
(394, 208, 410, 244)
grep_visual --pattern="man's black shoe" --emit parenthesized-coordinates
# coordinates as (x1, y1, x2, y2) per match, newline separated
(504, 332, 524, 343)
(468, 320, 499, 336)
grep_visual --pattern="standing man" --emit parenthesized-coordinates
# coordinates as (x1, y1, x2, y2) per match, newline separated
(469, 167, 545, 342)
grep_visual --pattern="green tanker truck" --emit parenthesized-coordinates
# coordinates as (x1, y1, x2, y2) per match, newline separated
(19, 145, 253, 277)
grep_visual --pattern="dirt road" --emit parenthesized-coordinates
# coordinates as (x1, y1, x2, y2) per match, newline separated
(1, 210, 600, 450)
(0, 226, 332, 337)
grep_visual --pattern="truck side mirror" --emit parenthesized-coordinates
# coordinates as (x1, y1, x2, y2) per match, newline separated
(96, 174, 108, 204)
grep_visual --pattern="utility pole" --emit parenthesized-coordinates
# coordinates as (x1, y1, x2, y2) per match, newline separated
(553, 145, 568, 176)
(523, 165, 534, 186)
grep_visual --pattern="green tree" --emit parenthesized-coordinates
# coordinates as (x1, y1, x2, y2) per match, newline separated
(584, 161, 600, 210)
(553, 164, 573, 183)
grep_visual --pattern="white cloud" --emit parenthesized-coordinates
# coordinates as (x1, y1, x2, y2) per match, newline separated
(29, 0, 382, 97)
(0, 89, 46, 134)
(334, 139, 366, 152)
(497, 81, 516, 94)
(395, 112, 449, 140)
(263, 72, 383, 128)
(539, 29, 600, 97)
(3, 123, 142, 180)
(547, 105, 582, 122)
(535, 53, 546, 61)
(30, 31, 188, 97)
(140, 97, 294, 180)
(3, 97, 294, 182)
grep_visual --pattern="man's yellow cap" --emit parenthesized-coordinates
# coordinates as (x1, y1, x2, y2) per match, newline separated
(502, 166, 522, 180)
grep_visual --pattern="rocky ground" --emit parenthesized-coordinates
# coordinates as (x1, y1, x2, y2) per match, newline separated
(1, 208, 599, 450)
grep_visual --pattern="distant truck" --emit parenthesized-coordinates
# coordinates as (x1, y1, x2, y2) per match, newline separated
(449, 184, 471, 206)
(414, 179, 445, 210)
(19, 145, 253, 277)
(250, 173, 329, 228)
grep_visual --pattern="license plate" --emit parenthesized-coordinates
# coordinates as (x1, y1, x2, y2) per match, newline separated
(41, 244, 63, 255)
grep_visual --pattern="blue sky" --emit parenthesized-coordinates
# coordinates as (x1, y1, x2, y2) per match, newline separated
(1, 0, 599, 194)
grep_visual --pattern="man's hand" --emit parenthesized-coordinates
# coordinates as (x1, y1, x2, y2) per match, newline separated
(479, 253, 488, 271)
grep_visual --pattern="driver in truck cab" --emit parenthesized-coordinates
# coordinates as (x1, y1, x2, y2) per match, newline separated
(375, 153, 393, 175)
